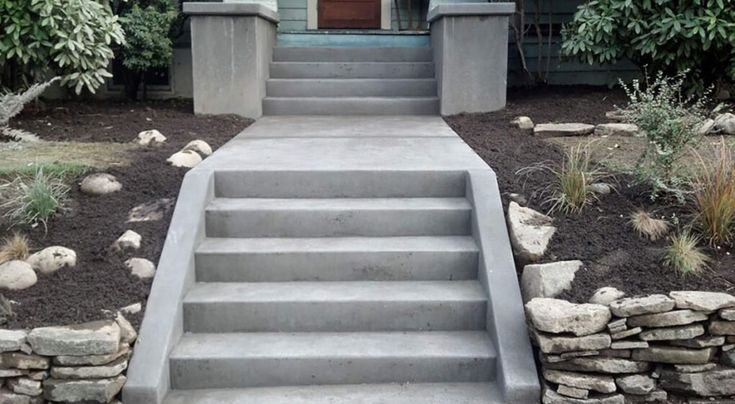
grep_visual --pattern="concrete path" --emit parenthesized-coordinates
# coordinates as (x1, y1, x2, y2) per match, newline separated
(123, 115, 538, 404)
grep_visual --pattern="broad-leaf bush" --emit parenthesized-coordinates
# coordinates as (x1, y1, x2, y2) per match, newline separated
(0, 0, 124, 94)
(561, 0, 735, 92)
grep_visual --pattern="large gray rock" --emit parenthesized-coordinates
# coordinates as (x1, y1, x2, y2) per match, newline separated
(714, 112, 735, 135)
(532, 330, 611, 354)
(526, 298, 611, 336)
(709, 320, 735, 335)
(28, 320, 120, 356)
(521, 260, 582, 302)
(627, 309, 709, 328)
(639, 324, 705, 341)
(534, 123, 595, 137)
(507, 202, 556, 263)
(594, 123, 640, 137)
(50, 357, 127, 379)
(542, 386, 624, 404)
(609, 295, 675, 317)
(43, 375, 126, 403)
(0, 260, 37, 290)
(659, 369, 735, 396)
(616, 374, 655, 395)
(0, 330, 27, 352)
(80, 173, 122, 195)
(546, 357, 651, 374)
(543, 369, 616, 394)
(25, 246, 76, 274)
(669, 291, 735, 312)
(631, 346, 715, 365)
(590, 287, 625, 306)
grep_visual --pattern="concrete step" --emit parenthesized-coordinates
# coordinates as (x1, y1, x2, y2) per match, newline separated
(205, 197, 471, 238)
(169, 331, 496, 389)
(276, 33, 431, 48)
(266, 78, 437, 97)
(195, 236, 478, 282)
(273, 47, 433, 62)
(269, 62, 435, 79)
(263, 96, 439, 115)
(164, 382, 503, 404)
(183, 280, 487, 332)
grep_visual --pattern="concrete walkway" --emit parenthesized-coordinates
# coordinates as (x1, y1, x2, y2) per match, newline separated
(123, 116, 538, 404)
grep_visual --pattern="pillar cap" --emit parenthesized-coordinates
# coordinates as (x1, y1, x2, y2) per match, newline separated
(183, 2, 280, 23)
(427, 3, 515, 22)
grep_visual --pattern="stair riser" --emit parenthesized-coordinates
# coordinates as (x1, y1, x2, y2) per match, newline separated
(183, 301, 487, 332)
(263, 97, 439, 115)
(170, 357, 495, 389)
(266, 79, 437, 97)
(214, 171, 467, 198)
(269, 63, 435, 79)
(195, 251, 479, 282)
(273, 47, 433, 62)
(205, 208, 470, 237)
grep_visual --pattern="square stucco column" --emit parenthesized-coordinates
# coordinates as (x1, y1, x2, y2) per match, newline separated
(429, 3, 514, 115)
(184, 3, 278, 118)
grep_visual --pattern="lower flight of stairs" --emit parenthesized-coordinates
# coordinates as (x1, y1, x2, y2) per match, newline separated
(163, 173, 504, 403)
(263, 46, 439, 115)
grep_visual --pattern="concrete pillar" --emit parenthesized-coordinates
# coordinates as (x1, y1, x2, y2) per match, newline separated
(428, 3, 514, 115)
(184, 3, 278, 118)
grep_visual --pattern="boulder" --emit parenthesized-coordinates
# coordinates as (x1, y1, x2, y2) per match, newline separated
(25, 246, 76, 274)
(709, 320, 735, 335)
(631, 346, 715, 365)
(534, 123, 595, 137)
(639, 324, 705, 341)
(616, 374, 655, 395)
(532, 330, 611, 354)
(714, 112, 735, 135)
(594, 123, 640, 137)
(0, 330, 27, 353)
(27, 320, 120, 356)
(526, 298, 611, 336)
(7, 378, 42, 396)
(183, 139, 213, 156)
(542, 387, 624, 404)
(112, 230, 142, 252)
(521, 260, 582, 302)
(669, 291, 735, 311)
(80, 173, 122, 195)
(135, 129, 166, 146)
(609, 295, 675, 317)
(0, 353, 49, 369)
(54, 344, 130, 366)
(511, 116, 534, 132)
(659, 369, 735, 396)
(167, 150, 202, 168)
(507, 202, 556, 263)
(590, 287, 625, 306)
(51, 357, 127, 379)
(542, 369, 616, 394)
(43, 375, 126, 403)
(627, 309, 709, 328)
(0, 260, 37, 290)
(125, 257, 156, 279)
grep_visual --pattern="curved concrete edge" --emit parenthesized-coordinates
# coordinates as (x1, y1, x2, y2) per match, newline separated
(122, 168, 215, 404)
(427, 2, 515, 23)
(183, 2, 280, 23)
(466, 169, 540, 404)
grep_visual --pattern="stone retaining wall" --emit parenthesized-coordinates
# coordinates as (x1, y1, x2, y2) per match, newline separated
(526, 292, 735, 403)
(0, 315, 136, 404)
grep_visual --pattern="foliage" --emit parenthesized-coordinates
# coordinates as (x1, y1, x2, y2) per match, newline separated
(118, 0, 177, 73)
(663, 231, 709, 276)
(1, 167, 70, 228)
(0, 78, 58, 126)
(561, 0, 735, 92)
(0, 162, 89, 180)
(629, 210, 670, 241)
(690, 138, 735, 246)
(0, 232, 30, 264)
(620, 71, 709, 200)
(0, 0, 124, 94)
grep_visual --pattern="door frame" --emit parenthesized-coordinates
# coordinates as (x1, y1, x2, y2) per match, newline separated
(307, 0, 391, 30)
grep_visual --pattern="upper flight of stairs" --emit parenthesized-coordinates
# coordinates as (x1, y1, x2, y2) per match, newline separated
(263, 45, 439, 115)
(163, 171, 505, 403)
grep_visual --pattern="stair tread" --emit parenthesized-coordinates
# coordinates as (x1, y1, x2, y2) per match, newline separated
(197, 236, 478, 253)
(263, 96, 440, 100)
(184, 280, 485, 304)
(207, 197, 470, 211)
(171, 331, 496, 359)
(164, 382, 502, 404)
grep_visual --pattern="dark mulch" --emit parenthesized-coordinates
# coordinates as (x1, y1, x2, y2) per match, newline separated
(1, 100, 252, 329)
(446, 85, 735, 302)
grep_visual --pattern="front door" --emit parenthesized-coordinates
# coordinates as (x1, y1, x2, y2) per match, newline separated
(318, 0, 381, 29)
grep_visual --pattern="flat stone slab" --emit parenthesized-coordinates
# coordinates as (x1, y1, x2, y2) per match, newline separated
(631, 346, 715, 364)
(670, 335, 725, 348)
(543, 369, 616, 394)
(0, 330, 27, 353)
(627, 310, 709, 328)
(51, 357, 127, 379)
(609, 295, 675, 317)
(659, 369, 735, 396)
(53, 344, 130, 366)
(611, 327, 642, 340)
(533, 330, 611, 354)
(639, 324, 705, 341)
(0, 353, 49, 370)
(709, 320, 735, 335)
(674, 363, 716, 373)
(610, 341, 648, 349)
(44, 376, 126, 403)
(670, 291, 735, 312)
(546, 357, 651, 374)
(534, 123, 595, 137)
(526, 298, 611, 336)
(28, 320, 120, 356)
(721, 308, 735, 321)
(594, 123, 640, 137)
(616, 374, 655, 395)
(542, 386, 624, 404)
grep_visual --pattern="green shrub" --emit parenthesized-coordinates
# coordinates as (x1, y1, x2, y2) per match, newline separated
(0, 0, 124, 94)
(561, 0, 735, 92)
(663, 231, 709, 276)
(691, 139, 735, 245)
(1, 167, 70, 228)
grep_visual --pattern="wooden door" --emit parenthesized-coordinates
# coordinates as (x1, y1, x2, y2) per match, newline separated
(318, 0, 382, 29)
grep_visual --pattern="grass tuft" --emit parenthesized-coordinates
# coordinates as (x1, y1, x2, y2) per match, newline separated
(663, 231, 709, 276)
(691, 138, 735, 245)
(629, 210, 670, 241)
(1, 167, 70, 228)
(0, 162, 89, 181)
(0, 233, 30, 264)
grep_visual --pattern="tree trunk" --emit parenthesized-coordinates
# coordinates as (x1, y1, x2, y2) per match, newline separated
(123, 67, 142, 101)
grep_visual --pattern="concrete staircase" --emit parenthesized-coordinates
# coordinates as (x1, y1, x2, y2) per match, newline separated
(263, 46, 439, 115)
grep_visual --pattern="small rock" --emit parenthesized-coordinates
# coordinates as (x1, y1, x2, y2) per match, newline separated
(670, 335, 725, 348)
(721, 308, 735, 321)
(135, 129, 166, 146)
(534, 123, 595, 137)
(508, 193, 527, 206)
(669, 291, 735, 311)
(710, 320, 735, 335)
(0, 330, 27, 353)
(594, 123, 639, 137)
(521, 260, 582, 302)
(526, 298, 611, 336)
(610, 341, 648, 349)
(607, 318, 627, 330)
(7, 378, 42, 396)
(0, 352, 49, 369)
(605, 110, 626, 122)
(120, 302, 142, 315)
(80, 173, 122, 195)
(627, 309, 709, 328)
(27, 320, 120, 356)
(674, 363, 717, 373)
(542, 386, 624, 404)
(125, 258, 156, 279)
(112, 230, 142, 252)
(542, 369, 616, 394)
(609, 294, 675, 317)
(51, 357, 127, 379)
(507, 202, 556, 264)
(631, 346, 715, 365)
(25, 246, 76, 274)
(639, 324, 705, 341)
(659, 369, 735, 396)
(167, 149, 202, 168)
(611, 327, 642, 340)
(616, 374, 655, 395)
(590, 287, 625, 305)
(54, 344, 130, 366)
(511, 116, 534, 132)
(557, 384, 588, 399)
(0, 260, 37, 290)
(532, 330, 611, 354)
(589, 183, 613, 195)
(697, 119, 716, 136)
(545, 357, 650, 374)
(128, 198, 175, 222)
(183, 139, 213, 156)
(115, 313, 137, 344)
(714, 112, 735, 135)
(43, 375, 126, 403)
